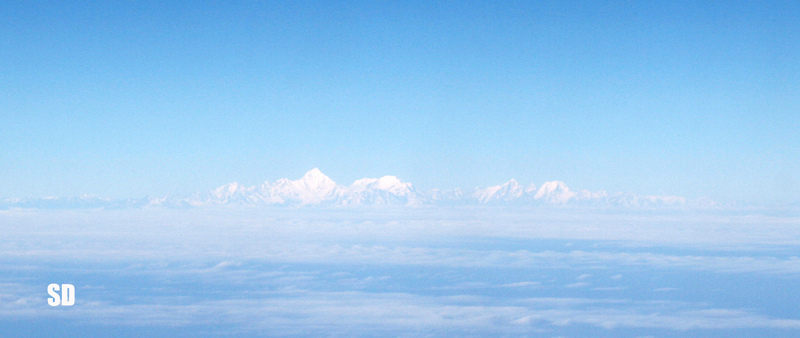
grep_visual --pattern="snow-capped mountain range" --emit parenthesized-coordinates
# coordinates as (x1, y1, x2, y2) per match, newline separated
(1, 169, 706, 209)
(196, 168, 423, 207)
(183, 168, 693, 208)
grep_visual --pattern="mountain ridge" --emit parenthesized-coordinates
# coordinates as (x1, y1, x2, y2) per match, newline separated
(187, 169, 700, 208)
(1, 169, 715, 209)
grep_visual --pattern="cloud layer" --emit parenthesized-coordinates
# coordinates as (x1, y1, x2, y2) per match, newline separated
(2, 207, 799, 335)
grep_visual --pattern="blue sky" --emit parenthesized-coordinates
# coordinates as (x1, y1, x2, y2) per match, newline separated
(1, 1, 798, 203)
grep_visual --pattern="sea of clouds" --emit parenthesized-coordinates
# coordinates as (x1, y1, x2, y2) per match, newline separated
(1, 205, 799, 336)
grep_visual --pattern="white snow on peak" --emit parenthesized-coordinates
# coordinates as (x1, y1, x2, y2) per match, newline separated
(259, 169, 338, 205)
(473, 179, 537, 204)
(350, 176, 413, 194)
(337, 175, 419, 206)
(298, 168, 337, 193)
(534, 181, 575, 204)
(211, 182, 254, 201)
(194, 169, 694, 208)
(215, 182, 242, 195)
(377, 176, 406, 191)
(202, 169, 422, 206)
(6, 168, 702, 209)
(350, 178, 378, 190)
(300, 168, 336, 188)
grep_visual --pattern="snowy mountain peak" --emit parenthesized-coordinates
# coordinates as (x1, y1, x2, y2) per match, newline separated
(377, 175, 403, 189)
(534, 181, 575, 204)
(474, 179, 530, 203)
(3, 169, 700, 209)
(334, 175, 418, 206)
(536, 181, 568, 194)
(266, 169, 337, 204)
(300, 168, 336, 189)
(351, 177, 376, 190)
(220, 182, 242, 193)
(185, 170, 694, 208)
(500, 179, 520, 191)
(351, 176, 410, 191)
(212, 182, 250, 199)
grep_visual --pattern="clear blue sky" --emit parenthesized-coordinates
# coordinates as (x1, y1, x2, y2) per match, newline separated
(1, 0, 798, 203)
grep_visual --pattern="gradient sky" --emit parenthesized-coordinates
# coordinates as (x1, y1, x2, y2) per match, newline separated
(1, 0, 798, 203)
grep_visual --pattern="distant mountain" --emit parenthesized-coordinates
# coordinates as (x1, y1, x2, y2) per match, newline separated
(473, 179, 536, 204)
(260, 168, 339, 205)
(2, 169, 699, 209)
(186, 169, 691, 208)
(0, 195, 113, 209)
(182, 168, 422, 207)
(335, 175, 423, 206)
(0, 195, 157, 210)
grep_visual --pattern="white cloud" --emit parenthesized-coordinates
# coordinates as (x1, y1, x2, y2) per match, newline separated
(500, 281, 541, 288)
(2, 208, 800, 335)
(593, 287, 625, 291)
(3, 286, 799, 334)
(654, 288, 678, 292)
(565, 282, 591, 288)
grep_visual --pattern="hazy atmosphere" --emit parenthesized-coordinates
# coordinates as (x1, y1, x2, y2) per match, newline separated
(1, 1, 799, 337)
